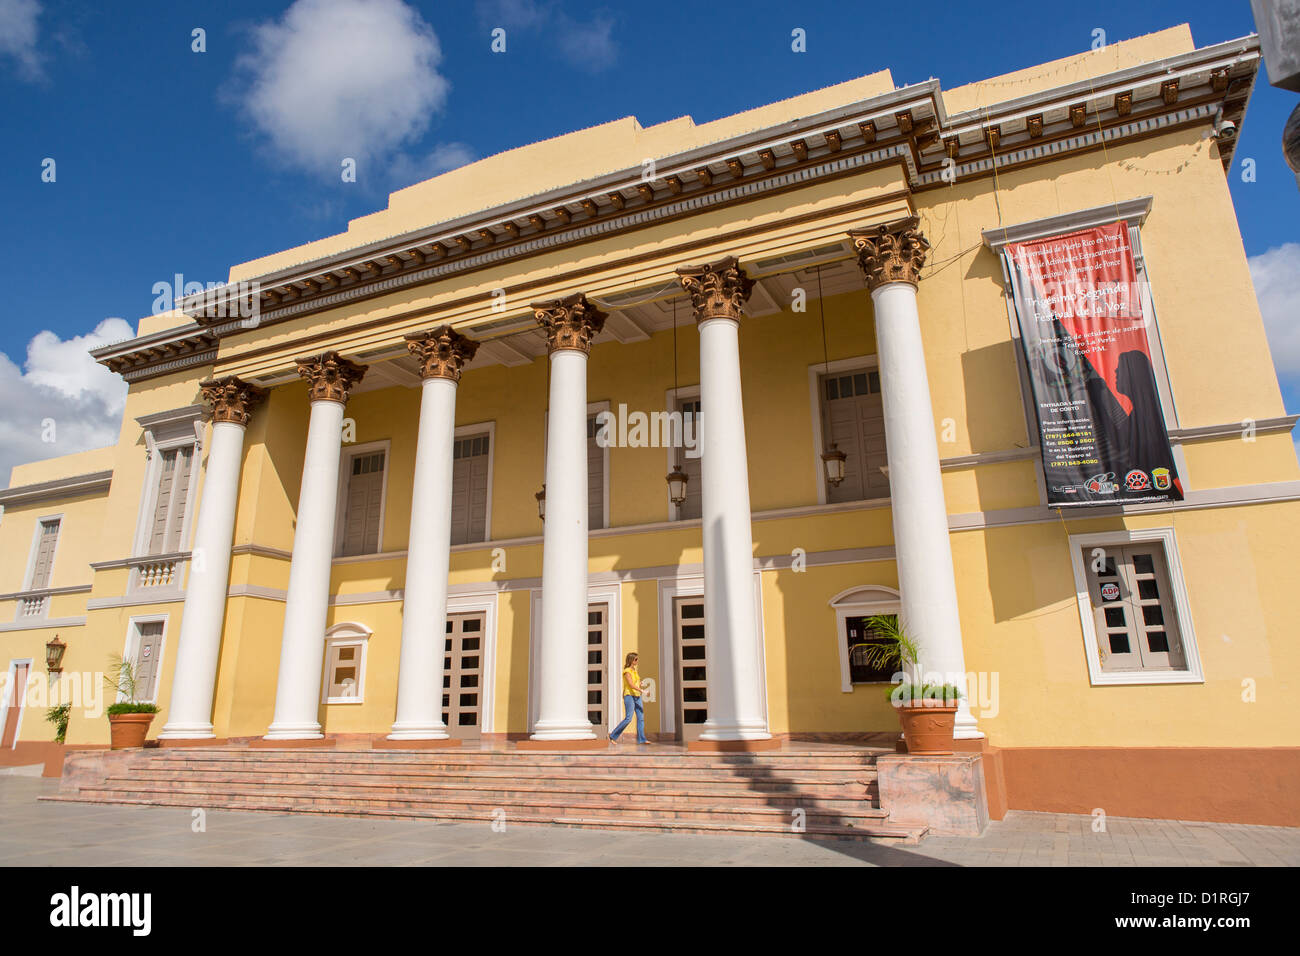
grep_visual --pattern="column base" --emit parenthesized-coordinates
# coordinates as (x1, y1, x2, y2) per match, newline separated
(263, 721, 324, 741)
(529, 719, 598, 741)
(387, 725, 452, 741)
(157, 722, 216, 740)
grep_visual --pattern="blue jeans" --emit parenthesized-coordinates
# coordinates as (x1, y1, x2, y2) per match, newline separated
(609, 694, 647, 743)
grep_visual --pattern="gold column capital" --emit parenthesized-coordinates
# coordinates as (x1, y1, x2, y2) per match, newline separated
(405, 325, 480, 382)
(848, 217, 930, 291)
(533, 293, 608, 355)
(295, 351, 367, 404)
(199, 375, 268, 426)
(675, 255, 754, 323)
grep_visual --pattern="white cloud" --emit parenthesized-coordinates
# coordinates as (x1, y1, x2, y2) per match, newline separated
(476, 0, 617, 72)
(388, 141, 477, 188)
(0, 318, 133, 487)
(233, 0, 449, 175)
(0, 0, 43, 80)
(1249, 242, 1300, 384)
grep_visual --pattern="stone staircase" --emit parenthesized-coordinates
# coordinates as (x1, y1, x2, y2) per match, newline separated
(45, 745, 928, 842)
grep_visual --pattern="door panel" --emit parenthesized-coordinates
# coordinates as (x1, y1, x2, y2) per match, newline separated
(2, 663, 29, 748)
(134, 622, 165, 701)
(442, 613, 483, 738)
(673, 598, 707, 741)
(587, 604, 609, 734)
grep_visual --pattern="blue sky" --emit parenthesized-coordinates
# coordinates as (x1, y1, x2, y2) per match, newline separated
(0, 0, 1296, 479)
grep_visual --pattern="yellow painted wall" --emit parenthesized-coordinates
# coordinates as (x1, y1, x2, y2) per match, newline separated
(2, 25, 1296, 756)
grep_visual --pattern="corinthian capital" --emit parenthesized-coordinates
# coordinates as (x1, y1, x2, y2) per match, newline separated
(199, 376, 268, 426)
(405, 326, 480, 381)
(533, 293, 608, 354)
(295, 351, 368, 404)
(848, 217, 930, 291)
(675, 256, 754, 323)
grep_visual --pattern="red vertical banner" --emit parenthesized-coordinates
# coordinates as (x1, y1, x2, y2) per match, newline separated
(1004, 222, 1182, 505)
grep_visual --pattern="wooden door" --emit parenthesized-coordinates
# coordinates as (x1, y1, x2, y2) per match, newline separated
(586, 604, 609, 735)
(442, 613, 484, 738)
(673, 598, 708, 741)
(2, 663, 29, 748)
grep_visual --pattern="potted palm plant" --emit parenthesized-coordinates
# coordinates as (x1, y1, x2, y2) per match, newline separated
(852, 615, 963, 755)
(103, 654, 159, 749)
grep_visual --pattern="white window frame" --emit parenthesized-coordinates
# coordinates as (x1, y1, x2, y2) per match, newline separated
(131, 408, 204, 557)
(22, 513, 64, 592)
(452, 421, 495, 545)
(828, 585, 902, 693)
(1067, 527, 1204, 686)
(444, 590, 499, 732)
(662, 384, 701, 521)
(527, 581, 622, 734)
(120, 614, 169, 704)
(320, 623, 371, 705)
(655, 572, 767, 737)
(808, 355, 884, 506)
(1, 658, 35, 748)
(334, 439, 391, 557)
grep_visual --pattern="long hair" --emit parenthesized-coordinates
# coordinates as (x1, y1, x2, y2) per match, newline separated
(624, 652, 639, 669)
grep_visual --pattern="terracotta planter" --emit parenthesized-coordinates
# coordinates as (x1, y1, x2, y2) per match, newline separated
(896, 701, 958, 755)
(108, 712, 156, 750)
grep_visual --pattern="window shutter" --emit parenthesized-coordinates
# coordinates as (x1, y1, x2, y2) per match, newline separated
(587, 415, 605, 530)
(164, 445, 193, 552)
(149, 450, 177, 553)
(823, 370, 888, 504)
(340, 452, 385, 556)
(29, 519, 61, 590)
(451, 434, 490, 545)
(675, 399, 702, 520)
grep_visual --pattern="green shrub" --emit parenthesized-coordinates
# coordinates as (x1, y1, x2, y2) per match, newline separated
(106, 701, 160, 716)
(45, 704, 71, 743)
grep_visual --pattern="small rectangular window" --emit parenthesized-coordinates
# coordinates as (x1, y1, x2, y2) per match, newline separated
(845, 614, 897, 683)
(1082, 540, 1192, 676)
(324, 639, 367, 702)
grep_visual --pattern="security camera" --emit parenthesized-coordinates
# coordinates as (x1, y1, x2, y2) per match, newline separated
(1213, 118, 1237, 141)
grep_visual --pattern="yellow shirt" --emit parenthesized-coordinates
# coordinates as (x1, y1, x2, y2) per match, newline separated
(623, 667, 642, 697)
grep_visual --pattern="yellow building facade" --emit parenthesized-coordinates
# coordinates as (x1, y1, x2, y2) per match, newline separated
(2, 26, 1296, 824)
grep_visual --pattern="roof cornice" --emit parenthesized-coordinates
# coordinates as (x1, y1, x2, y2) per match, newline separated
(96, 34, 1260, 382)
(0, 470, 113, 506)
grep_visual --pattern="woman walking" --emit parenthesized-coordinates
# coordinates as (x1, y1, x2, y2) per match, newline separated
(609, 652, 649, 744)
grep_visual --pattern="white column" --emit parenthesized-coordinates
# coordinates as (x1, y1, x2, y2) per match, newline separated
(868, 252, 980, 738)
(531, 296, 604, 740)
(680, 258, 770, 742)
(159, 378, 265, 739)
(266, 353, 365, 739)
(390, 328, 477, 739)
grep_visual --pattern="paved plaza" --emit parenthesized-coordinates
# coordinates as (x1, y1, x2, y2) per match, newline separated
(1, 774, 1295, 866)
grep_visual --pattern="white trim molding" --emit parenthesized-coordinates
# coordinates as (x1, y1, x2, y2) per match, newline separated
(0, 658, 36, 749)
(320, 622, 371, 705)
(1066, 526, 1204, 686)
(828, 585, 902, 694)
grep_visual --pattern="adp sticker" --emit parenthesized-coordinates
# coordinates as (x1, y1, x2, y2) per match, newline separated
(1100, 582, 1121, 602)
